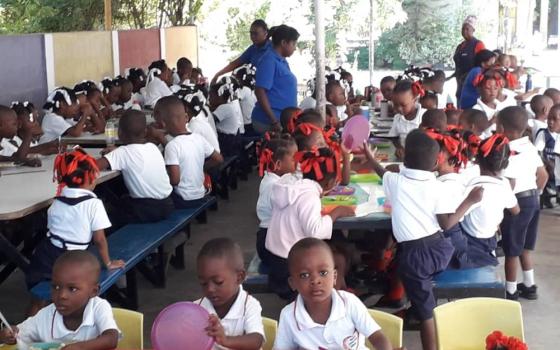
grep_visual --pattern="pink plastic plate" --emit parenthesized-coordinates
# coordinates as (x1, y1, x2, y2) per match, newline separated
(151, 302, 214, 350)
(342, 115, 370, 151)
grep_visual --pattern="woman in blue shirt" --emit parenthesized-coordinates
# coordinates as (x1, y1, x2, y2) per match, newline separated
(459, 49, 497, 109)
(252, 25, 299, 134)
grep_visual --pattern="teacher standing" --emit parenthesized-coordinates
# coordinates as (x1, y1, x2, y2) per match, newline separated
(452, 15, 486, 101)
(252, 25, 299, 134)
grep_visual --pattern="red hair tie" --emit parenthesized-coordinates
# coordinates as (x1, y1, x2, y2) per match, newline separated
(258, 148, 275, 177)
(295, 147, 336, 182)
(411, 81, 425, 97)
(425, 129, 466, 170)
(296, 122, 322, 136)
(479, 133, 509, 158)
(53, 149, 99, 195)
(287, 110, 303, 134)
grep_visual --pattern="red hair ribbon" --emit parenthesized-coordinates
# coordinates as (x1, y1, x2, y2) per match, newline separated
(53, 148, 99, 195)
(322, 129, 342, 182)
(479, 133, 509, 158)
(296, 122, 323, 136)
(295, 147, 336, 182)
(504, 71, 517, 89)
(425, 129, 466, 170)
(287, 109, 303, 134)
(411, 81, 425, 97)
(258, 148, 275, 177)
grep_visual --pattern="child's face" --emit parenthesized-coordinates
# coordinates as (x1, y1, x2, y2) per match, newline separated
(392, 90, 417, 118)
(178, 64, 193, 80)
(0, 112, 18, 138)
(380, 81, 395, 101)
(197, 256, 243, 309)
(288, 246, 337, 305)
(87, 91, 102, 110)
(328, 85, 346, 107)
(60, 100, 80, 119)
(276, 144, 298, 175)
(107, 87, 122, 104)
(479, 79, 499, 103)
(17, 110, 42, 136)
(446, 111, 460, 126)
(499, 56, 511, 68)
(420, 98, 437, 110)
(481, 57, 496, 70)
(547, 111, 560, 133)
(160, 66, 173, 85)
(120, 83, 133, 103)
(51, 262, 98, 318)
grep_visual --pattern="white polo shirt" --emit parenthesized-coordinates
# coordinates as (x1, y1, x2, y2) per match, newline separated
(47, 187, 111, 250)
(164, 133, 214, 201)
(383, 167, 458, 242)
(189, 116, 221, 153)
(195, 286, 265, 350)
(387, 105, 425, 146)
(104, 143, 172, 199)
(0, 138, 18, 157)
(530, 119, 548, 141)
(458, 162, 481, 185)
(553, 139, 560, 186)
(17, 297, 119, 345)
(132, 91, 145, 107)
(40, 112, 76, 144)
(274, 290, 381, 350)
(503, 136, 543, 194)
(143, 77, 173, 107)
(462, 176, 518, 239)
(237, 86, 256, 125)
(214, 101, 242, 135)
(256, 172, 280, 229)
(299, 96, 317, 110)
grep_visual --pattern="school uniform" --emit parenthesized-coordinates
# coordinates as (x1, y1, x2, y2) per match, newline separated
(274, 290, 381, 350)
(387, 105, 426, 146)
(25, 187, 111, 291)
(111, 99, 142, 112)
(299, 96, 316, 110)
(501, 136, 543, 257)
(132, 91, 145, 107)
(214, 101, 242, 156)
(164, 133, 215, 208)
(462, 176, 518, 267)
(104, 143, 174, 223)
(383, 167, 457, 320)
(39, 112, 76, 144)
(237, 86, 256, 128)
(143, 77, 173, 108)
(534, 128, 559, 191)
(189, 115, 221, 153)
(499, 89, 518, 108)
(530, 119, 549, 143)
(472, 98, 504, 138)
(16, 297, 120, 345)
(195, 286, 265, 350)
(255, 172, 280, 263)
(0, 138, 19, 157)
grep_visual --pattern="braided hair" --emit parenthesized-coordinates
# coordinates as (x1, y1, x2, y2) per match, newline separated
(176, 87, 208, 118)
(147, 59, 168, 85)
(425, 128, 466, 171)
(53, 148, 99, 195)
(295, 147, 339, 183)
(476, 133, 511, 173)
(233, 64, 256, 90)
(125, 67, 147, 92)
(211, 76, 241, 103)
(11, 101, 36, 122)
(258, 133, 296, 176)
(43, 87, 77, 113)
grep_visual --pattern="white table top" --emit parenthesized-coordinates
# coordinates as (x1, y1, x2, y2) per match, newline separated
(0, 149, 119, 220)
(62, 132, 115, 145)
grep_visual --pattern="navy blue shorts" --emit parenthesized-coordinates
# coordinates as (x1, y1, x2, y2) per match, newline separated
(265, 249, 296, 301)
(464, 233, 498, 268)
(256, 227, 268, 264)
(171, 193, 209, 209)
(500, 194, 540, 257)
(397, 233, 453, 321)
(443, 224, 469, 269)
(26, 239, 66, 291)
(125, 196, 175, 223)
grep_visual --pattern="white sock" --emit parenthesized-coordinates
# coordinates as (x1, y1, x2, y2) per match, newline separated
(523, 269, 535, 287)
(506, 281, 517, 294)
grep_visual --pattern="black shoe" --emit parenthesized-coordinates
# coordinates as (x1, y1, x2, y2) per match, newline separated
(506, 290, 519, 300)
(373, 295, 405, 309)
(517, 283, 538, 300)
(542, 195, 554, 209)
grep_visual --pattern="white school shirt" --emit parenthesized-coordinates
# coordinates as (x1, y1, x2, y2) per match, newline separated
(334, 104, 349, 122)
(104, 143, 172, 199)
(17, 297, 120, 345)
(237, 86, 257, 125)
(143, 77, 173, 107)
(387, 105, 425, 146)
(529, 119, 548, 141)
(200, 105, 218, 134)
(256, 172, 280, 228)
(500, 89, 518, 108)
(132, 91, 145, 107)
(503, 136, 543, 194)
(461, 176, 518, 239)
(40, 112, 76, 144)
(214, 101, 242, 135)
(195, 286, 265, 350)
(553, 139, 560, 186)
(458, 162, 481, 185)
(383, 167, 458, 242)
(274, 290, 381, 350)
(188, 116, 221, 153)
(437, 172, 467, 202)
(47, 187, 111, 249)
(299, 96, 317, 110)
(111, 99, 142, 112)
(164, 133, 214, 200)
(0, 138, 18, 157)
(473, 98, 503, 138)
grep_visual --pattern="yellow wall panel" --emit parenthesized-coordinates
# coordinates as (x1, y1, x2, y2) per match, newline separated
(164, 26, 198, 68)
(52, 31, 113, 87)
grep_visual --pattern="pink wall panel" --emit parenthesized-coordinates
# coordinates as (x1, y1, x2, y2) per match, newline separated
(118, 29, 161, 72)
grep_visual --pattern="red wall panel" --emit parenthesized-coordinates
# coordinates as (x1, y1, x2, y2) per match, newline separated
(118, 29, 161, 73)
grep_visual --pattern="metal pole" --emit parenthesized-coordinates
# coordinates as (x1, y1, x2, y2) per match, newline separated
(369, 0, 375, 86)
(314, 0, 326, 119)
(540, 0, 549, 46)
(104, 0, 112, 31)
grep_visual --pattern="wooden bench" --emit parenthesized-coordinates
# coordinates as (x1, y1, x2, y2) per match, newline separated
(30, 196, 216, 309)
(238, 135, 262, 179)
(213, 155, 239, 200)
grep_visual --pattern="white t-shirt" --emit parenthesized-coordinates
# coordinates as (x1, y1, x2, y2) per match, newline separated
(299, 96, 316, 110)
(387, 105, 425, 146)
(503, 136, 543, 193)
(111, 99, 142, 112)
(462, 176, 518, 239)
(47, 187, 111, 250)
(17, 297, 119, 345)
(131, 91, 145, 107)
(143, 78, 173, 107)
(499, 89, 518, 108)
(189, 116, 221, 153)
(383, 167, 458, 242)
(40, 112, 76, 144)
(473, 98, 505, 138)
(274, 290, 381, 350)
(237, 86, 256, 125)
(195, 286, 265, 350)
(553, 138, 560, 186)
(104, 143, 172, 199)
(214, 101, 242, 135)
(529, 119, 548, 141)
(164, 133, 214, 200)
(459, 162, 481, 185)
(256, 172, 280, 228)
(0, 138, 19, 157)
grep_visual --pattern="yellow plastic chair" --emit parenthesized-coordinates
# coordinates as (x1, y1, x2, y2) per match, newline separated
(113, 307, 144, 349)
(0, 345, 16, 349)
(366, 309, 403, 349)
(434, 297, 524, 350)
(262, 317, 278, 350)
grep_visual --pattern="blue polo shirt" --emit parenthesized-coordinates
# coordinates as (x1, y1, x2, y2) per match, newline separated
(239, 41, 272, 66)
(459, 67, 482, 109)
(252, 49, 297, 125)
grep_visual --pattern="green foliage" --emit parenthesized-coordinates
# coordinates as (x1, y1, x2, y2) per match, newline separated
(225, 0, 270, 55)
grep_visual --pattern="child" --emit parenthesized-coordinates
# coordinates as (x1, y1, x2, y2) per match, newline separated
(96, 110, 174, 223)
(498, 106, 548, 300)
(0, 251, 120, 349)
(420, 109, 447, 132)
(461, 134, 520, 268)
(422, 70, 449, 109)
(126, 67, 147, 107)
(144, 59, 174, 108)
(195, 238, 265, 350)
(265, 148, 355, 299)
(419, 91, 439, 110)
(326, 80, 349, 122)
(459, 109, 489, 137)
(279, 106, 302, 134)
(528, 94, 553, 140)
(293, 122, 328, 151)
(74, 80, 112, 122)
(100, 77, 122, 111)
(274, 238, 392, 350)
(157, 96, 223, 208)
(173, 57, 193, 85)
(361, 130, 483, 350)
(543, 87, 560, 105)
(380, 75, 396, 102)
(12, 101, 59, 155)
(39, 87, 88, 144)
(177, 88, 221, 153)
(325, 104, 340, 129)
(256, 135, 297, 262)
(299, 78, 317, 110)
(233, 63, 257, 134)
(472, 70, 507, 137)
(114, 76, 141, 112)
(534, 105, 560, 207)
(0, 105, 41, 165)
(209, 76, 243, 155)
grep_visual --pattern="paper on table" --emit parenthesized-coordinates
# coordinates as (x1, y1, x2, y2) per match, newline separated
(354, 183, 386, 217)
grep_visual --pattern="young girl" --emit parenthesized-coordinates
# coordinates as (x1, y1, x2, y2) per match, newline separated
(113, 76, 141, 112)
(11, 101, 58, 155)
(126, 67, 147, 107)
(177, 88, 221, 153)
(280, 106, 302, 134)
(326, 80, 350, 122)
(100, 77, 122, 111)
(39, 87, 88, 144)
(256, 135, 297, 262)
(233, 63, 257, 134)
(144, 60, 174, 108)
(265, 147, 355, 299)
(209, 76, 243, 156)
(472, 70, 506, 137)
(25, 148, 124, 313)
(300, 78, 317, 110)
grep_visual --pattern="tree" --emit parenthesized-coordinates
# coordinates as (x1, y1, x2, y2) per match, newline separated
(158, 0, 204, 26)
(225, 0, 270, 54)
(115, 0, 158, 29)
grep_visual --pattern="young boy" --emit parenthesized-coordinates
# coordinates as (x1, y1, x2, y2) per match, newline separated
(534, 105, 560, 208)
(0, 105, 40, 166)
(96, 110, 175, 223)
(498, 106, 548, 300)
(420, 109, 447, 132)
(543, 87, 560, 105)
(459, 109, 490, 138)
(361, 130, 483, 350)
(173, 57, 193, 86)
(379, 76, 396, 102)
(528, 95, 553, 141)
(0, 251, 120, 349)
(274, 238, 392, 350)
(196, 238, 265, 350)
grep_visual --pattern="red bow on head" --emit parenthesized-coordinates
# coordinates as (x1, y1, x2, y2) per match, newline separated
(411, 81, 425, 97)
(53, 148, 99, 195)
(258, 148, 275, 177)
(504, 71, 517, 89)
(322, 130, 343, 181)
(425, 129, 466, 170)
(479, 133, 509, 158)
(287, 110, 303, 134)
(296, 122, 323, 136)
(295, 147, 335, 182)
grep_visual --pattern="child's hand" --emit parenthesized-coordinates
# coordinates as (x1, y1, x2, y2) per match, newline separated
(0, 325, 18, 344)
(22, 157, 42, 168)
(466, 186, 484, 204)
(205, 314, 227, 346)
(106, 259, 125, 269)
(394, 146, 405, 161)
(361, 141, 376, 161)
(329, 206, 356, 221)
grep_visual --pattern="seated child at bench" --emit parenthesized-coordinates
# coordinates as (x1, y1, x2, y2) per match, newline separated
(157, 96, 223, 208)
(0, 105, 41, 166)
(126, 67, 147, 107)
(195, 238, 265, 350)
(144, 59, 174, 108)
(113, 76, 142, 112)
(26, 148, 125, 314)
(274, 238, 392, 350)
(11, 101, 59, 155)
(209, 76, 243, 156)
(265, 147, 354, 299)
(100, 78, 122, 114)
(39, 87, 88, 144)
(0, 251, 120, 349)
(96, 110, 174, 223)
(459, 109, 489, 138)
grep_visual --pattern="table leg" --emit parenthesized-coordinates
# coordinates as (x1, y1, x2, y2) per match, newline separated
(0, 233, 30, 282)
